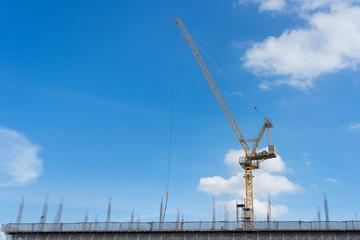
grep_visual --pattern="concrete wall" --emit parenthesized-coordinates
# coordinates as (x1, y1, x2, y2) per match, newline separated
(6, 231, 360, 240)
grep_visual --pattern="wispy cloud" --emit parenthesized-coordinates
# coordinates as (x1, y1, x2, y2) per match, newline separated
(238, 0, 286, 12)
(325, 178, 337, 183)
(259, 81, 271, 91)
(259, 0, 286, 11)
(347, 120, 360, 132)
(0, 127, 43, 187)
(240, 0, 360, 90)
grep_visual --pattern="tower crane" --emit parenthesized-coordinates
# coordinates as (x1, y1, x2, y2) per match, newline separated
(174, 18, 277, 221)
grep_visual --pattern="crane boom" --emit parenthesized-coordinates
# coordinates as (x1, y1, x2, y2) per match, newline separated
(250, 119, 272, 157)
(174, 18, 276, 222)
(173, 18, 251, 156)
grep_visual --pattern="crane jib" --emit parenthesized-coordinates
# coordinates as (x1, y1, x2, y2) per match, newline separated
(176, 18, 252, 151)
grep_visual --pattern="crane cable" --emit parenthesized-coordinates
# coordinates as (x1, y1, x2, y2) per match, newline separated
(162, 24, 178, 223)
(193, 40, 266, 119)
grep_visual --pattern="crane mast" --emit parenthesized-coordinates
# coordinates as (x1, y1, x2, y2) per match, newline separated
(174, 18, 277, 222)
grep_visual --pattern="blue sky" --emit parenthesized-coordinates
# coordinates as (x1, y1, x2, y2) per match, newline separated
(1, 0, 360, 229)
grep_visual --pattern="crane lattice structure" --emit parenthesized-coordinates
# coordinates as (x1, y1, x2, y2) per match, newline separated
(174, 18, 277, 221)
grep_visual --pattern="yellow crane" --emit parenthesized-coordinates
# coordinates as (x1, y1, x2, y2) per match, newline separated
(174, 18, 277, 221)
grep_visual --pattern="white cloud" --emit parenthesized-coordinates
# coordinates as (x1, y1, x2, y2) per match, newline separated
(310, 184, 318, 188)
(326, 178, 337, 183)
(306, 161, 311, 166)
(198, 173, 242, 196)
(293, 0, 360, 12)
(260, 154, 286, 173)
(259, 81, 271, 90)
(198, 148, 300, 219)
(240, 0, 360, 14)
(241, 1, 360, 89)
(0, 127, 43, 187)
(254, 199, 288, 218)
(223, 149, 244, 173)
(347, 120, 360, 131)
(259, 0, 287, 11)
(255, 172, 299, 198)
(238, 0, 287, 12)
(198, 170, 299, 199)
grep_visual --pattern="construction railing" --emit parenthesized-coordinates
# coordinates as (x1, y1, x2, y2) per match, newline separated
(2, 221, 360, 233)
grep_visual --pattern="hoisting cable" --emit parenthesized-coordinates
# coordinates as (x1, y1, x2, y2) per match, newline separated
(193, 40, 266, 119)
(163, 24, 178, 223)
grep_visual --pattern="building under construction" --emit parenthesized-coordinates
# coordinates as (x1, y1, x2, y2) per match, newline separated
(4, 193, 358, 240)
(2, 221, 360, 240)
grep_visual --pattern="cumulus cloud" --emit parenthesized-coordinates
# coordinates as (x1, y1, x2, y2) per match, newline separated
(241, 0, 360, 89)
(198, 170, 299, 199)
(255, 172, 299, 199)
(254, 199, 288, 218)
(198, 148, 300, 219)
(198, 173, 242, 196)
(0, 127, 43, 187)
